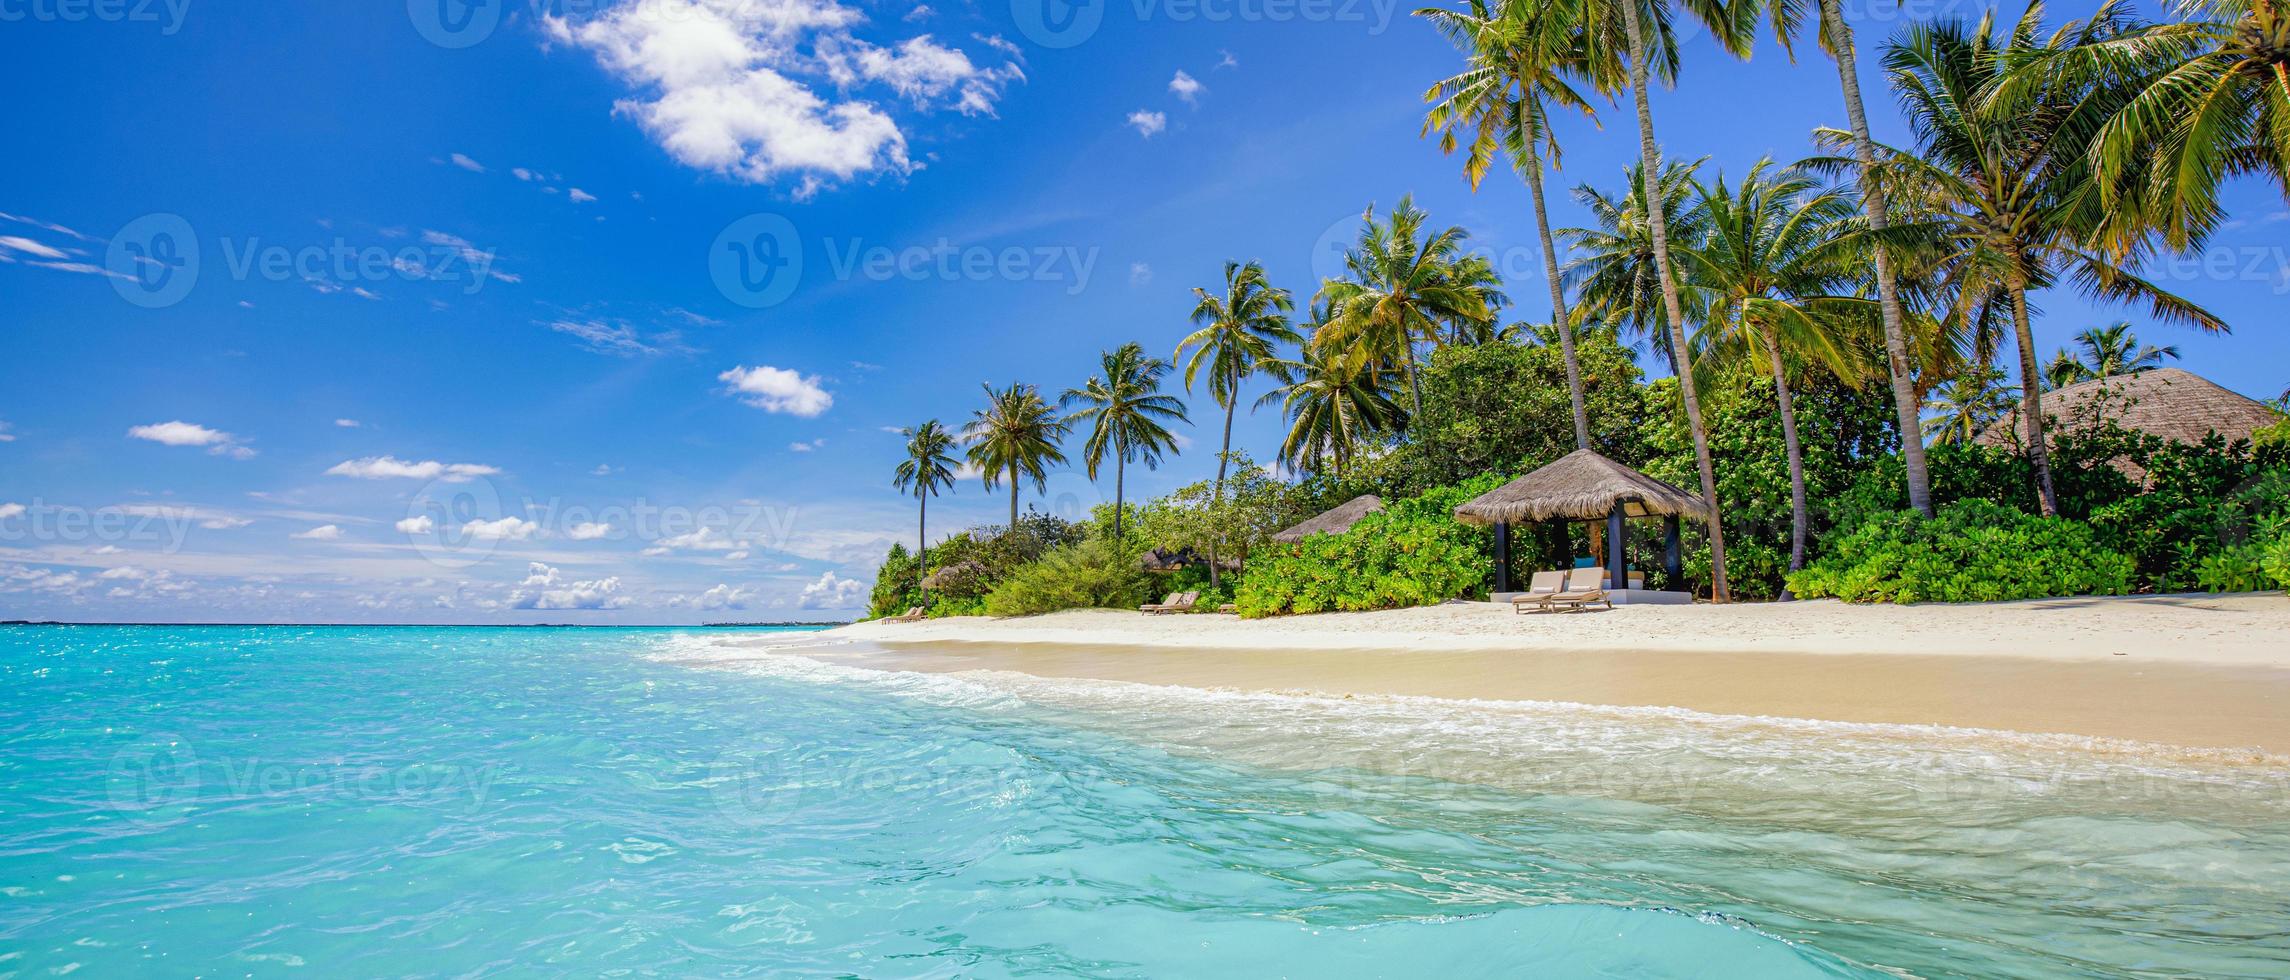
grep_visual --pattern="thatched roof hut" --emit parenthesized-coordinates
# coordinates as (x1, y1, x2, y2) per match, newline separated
(1453, 449, 1710, 525)
(1271, 495, 1385, 543)
(1977, 368, 2280, 451)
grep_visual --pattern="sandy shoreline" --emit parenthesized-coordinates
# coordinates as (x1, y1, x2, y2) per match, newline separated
(773, 594, 2290, 754)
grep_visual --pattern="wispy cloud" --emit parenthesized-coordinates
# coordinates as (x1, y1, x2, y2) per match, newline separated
(1127, 110, 1167, 138)
(720, 365, 833, 416)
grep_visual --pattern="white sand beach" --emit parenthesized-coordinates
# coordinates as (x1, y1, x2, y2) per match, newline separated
(776, 593, 2290, 754)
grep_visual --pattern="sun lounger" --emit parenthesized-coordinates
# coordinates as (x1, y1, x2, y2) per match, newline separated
(1140, 592, 1182, 613)
(1148, 591, 1199, 615)
(883, 606, 925, 623)
(1546, 568, 1612, 613)
(1511, 570, 1569, 614)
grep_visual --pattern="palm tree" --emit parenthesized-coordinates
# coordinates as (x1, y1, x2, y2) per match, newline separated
(1064, 343, 1189, 542)
(1419, 0, 1598, 448)
(1315, 196, 1494, 420)
(1679, 160, 1874, 590)
(1859, 5, 2226, 515)
(1594, 0, 1757, 603)
(1559, 157, 1707, 374)
(1259, 324, 1405, 478)
(1178, 260, 1301, 587)
(2074, 321, 2182, 378)
(1755, 0, 1940, 516)
(962, 383, 1071, 531)
(891, 420, 959, 607)
(1925, 365, 2019, 445)
(2017, 0, 2290, 253)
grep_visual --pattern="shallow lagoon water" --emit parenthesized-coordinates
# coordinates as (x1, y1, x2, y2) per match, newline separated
(3, 625, 2285, 976)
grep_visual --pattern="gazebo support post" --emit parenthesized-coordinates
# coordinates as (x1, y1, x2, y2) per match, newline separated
(1663, 516, 1682, 586)
(1493, 522, 1511, 594)
(1606, 503, 1627, 592)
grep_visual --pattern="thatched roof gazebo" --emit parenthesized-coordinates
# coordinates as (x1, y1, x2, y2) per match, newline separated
(1272, 495, 1385, 543)
(1976, 368, 2282, 479)
(1454, 449, 1710, 598)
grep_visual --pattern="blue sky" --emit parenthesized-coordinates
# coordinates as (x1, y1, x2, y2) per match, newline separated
(2, 0, 2284, 623)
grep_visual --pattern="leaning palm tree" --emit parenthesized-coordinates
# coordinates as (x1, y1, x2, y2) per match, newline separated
(1679, 160, 1875, 590)
(2014, 0, 2290, 253)
(1587, 0, 1758, 603)
(1315, 196, 1493, 420)
(891, 419, 959, 607)
(1925, 365, 2019, 445)
(1752, 0, 1940, 516)
(1419, 0, 1599, 447)
(1559, 157, 1707, 374)
(1064, 343, 1189, 542)
(1177, 260, 1300, 587)
(1851, 4, 2226, 515)
(962, 382, 1071, 531)
(1259, 324, 1405, 478)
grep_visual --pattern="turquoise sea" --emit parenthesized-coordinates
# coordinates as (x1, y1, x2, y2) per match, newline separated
(3, 625, 2287, 977)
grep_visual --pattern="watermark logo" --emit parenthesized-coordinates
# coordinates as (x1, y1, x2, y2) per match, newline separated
(1309, 212, 1359, 287)
(408, 0, 502, 48)
(711, 212, 804, 309)
(106, 213, 200, 309)
(106, 732, 200, 821)
(1011, 0, 1104, 48)
(405, 475, 509, 570)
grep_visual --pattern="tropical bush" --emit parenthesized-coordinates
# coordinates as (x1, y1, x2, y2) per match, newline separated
(982, 537, 1156, 617)
(2265, 537, 2290, 591)
(1786, 499, 2136, 604)
(1234, 478, 1498, 618)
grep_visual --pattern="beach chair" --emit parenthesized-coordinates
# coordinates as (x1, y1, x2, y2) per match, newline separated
(883, 606, 925, 623)
(1511, 570, 1569, 614)
(1150, 591, 1200, 615)
(1546, 567, 1612, 613)
(1139, 592, 1182, 613)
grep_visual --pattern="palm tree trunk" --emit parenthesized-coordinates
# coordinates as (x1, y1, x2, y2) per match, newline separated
(1766, 329, 1808, 600)
(917, 494, 929, 608)
(1209, 366, 1237, 590)
(1009, 466, 1021, 531)
(2006, 266, 2061, 516)
(1621, 0, 1730, 603)
(1402, 346, 1425, 421)
(1820, 0, 1934, 518)
(1114, 453, 1126, 541)
(1526, 142, 1592, 451)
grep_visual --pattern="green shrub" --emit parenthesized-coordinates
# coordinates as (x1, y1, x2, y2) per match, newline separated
(982, 538, 1155, 617)
(2190, 544, 2274, 594)
(1786, 499, 2135, 603)
(1234, 481, 1494, 618)
(2265, 537, 2290, 590)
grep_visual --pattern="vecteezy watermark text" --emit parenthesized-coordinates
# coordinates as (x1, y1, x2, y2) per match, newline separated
(709, 211, 1100, 308)
(0, 0, 190, 34)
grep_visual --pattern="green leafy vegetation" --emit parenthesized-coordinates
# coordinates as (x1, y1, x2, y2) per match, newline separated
(1786, 500, 2136, 604)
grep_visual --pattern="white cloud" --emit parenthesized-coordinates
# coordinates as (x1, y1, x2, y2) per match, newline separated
(335, 418, 362, 428)
(128, 420, 255, 459)
(789, 438, 825, 452)
(0, 503, 25, 520)
(657, 527, 743, 551)
(326, 456, 502, 482)
(512, 167, 537, 181)
(395, 515, 436, 534)
(1126, 110, 1166, 138)
(724, 549, 750, 560)
(545, 0, 1022, 193)
(115, 504, 250, 530)
(566, 521, 614, 540)
(569, 188, 598, 203)
(1169, 70, 1203, 104)
(719, 365, 832, 416)
(462, 516, 539, 540)
(450, 152, 486, 172)
(1129, 262, 1152, 286)
(507, 562, 627, 610)
(546, 318, 678, 356)
(0, 421, 14, 442)
(292, 524, 345, 540)
(903, 4, 932, 20)
(674, 583, 755, 610)
(591, 464, 618, 476)
(798, 570, 867, 609)
(1216, 50, 1238, 70)
(0, 235, 68, 260)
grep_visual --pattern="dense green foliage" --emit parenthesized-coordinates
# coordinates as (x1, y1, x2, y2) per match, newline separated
(1233, 478, 1500, 618)
(982, 537, 1157, 617)
(1786, 500, 2136, 604)
(1387, 328, 1651, 493)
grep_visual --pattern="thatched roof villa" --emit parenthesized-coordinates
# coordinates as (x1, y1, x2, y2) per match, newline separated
(1272, 495, 1385, 543)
